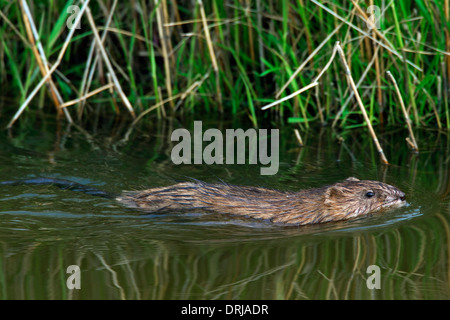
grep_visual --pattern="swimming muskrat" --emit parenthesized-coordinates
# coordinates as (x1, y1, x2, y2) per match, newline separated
(1, 177, 406, 226)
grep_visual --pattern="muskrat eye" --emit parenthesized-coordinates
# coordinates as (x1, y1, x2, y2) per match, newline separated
(365, 191, 375, 198)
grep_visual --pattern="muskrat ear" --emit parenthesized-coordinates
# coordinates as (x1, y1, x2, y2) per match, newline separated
(324, 186, 342, 205)
(345, 177, 360, 182)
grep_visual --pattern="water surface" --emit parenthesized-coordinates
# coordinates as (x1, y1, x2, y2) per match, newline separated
(0, 118, 449, 299)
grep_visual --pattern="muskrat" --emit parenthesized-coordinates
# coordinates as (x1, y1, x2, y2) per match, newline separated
(1, 177, 406, 226)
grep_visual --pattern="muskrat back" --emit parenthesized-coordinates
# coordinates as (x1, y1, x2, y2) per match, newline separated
(117, 177, 406, 226)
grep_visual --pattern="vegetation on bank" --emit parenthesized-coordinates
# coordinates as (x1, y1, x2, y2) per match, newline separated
(0, 0, 449, 130)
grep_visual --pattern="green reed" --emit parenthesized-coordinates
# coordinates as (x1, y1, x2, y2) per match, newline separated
(0, 0, 448, 129)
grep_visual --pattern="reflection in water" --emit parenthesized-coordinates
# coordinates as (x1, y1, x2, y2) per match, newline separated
(0, 119, 449, 299)
(2, 212, 449, 300)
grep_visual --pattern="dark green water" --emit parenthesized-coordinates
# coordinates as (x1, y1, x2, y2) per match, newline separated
(0, 117, 449, 300)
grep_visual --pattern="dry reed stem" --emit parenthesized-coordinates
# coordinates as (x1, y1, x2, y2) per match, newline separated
(262, 42, 341, 111)
(198, 0, 222, 112)
(445, 0, 450, 81)
(294, 129, 304, 146)
(335, 42, 389, 164)
(261, 82, 318, 110)
(349, 0, 398, 51)
(421, 87, 442, 130)
(311, 0, 422, 72)
(402, 48, 450, 56)
(373, 33, 383, 124)
(155, 0, 174, 109)
(175, 69, 211, 109)
(60, 83, 114, 109)
(96, 27, 147, 42)
(131, 93, 183, 127)
(276, 24, 343, 99)
(161, 0, 174, 68)
(386, 71, 419, 152)
(78, 0, 118, 119)
(84, 2, 135, 118)
(163, 18, 235, 27)
(157, 86, 167, 118)
(19, 0, 72, 122)
(405, 137, 416, 150)
(107, 73, 120, 115)
(133, 69, 210, 125)
(332, 44, 381, 128)
(6, 0, 90, 129)
(0, 8, 30, 45)
(312, 43, 339, 83)
(256, 0, 266, 72)
(315, 84, 324, 124)
(244, 0, 255, 62)
(369, 0, 383, 124)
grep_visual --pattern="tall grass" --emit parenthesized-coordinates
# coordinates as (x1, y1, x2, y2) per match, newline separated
(0, 0, 448, 129)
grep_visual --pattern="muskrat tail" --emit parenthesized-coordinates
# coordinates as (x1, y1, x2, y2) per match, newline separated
(0, 177, 115, 199)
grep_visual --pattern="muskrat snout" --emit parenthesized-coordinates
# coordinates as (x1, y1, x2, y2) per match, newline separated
(379, 185, 406, 210)
(393, 189, 406, 202)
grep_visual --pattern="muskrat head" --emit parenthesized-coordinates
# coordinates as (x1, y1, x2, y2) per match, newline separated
(323, 177, 406, 221)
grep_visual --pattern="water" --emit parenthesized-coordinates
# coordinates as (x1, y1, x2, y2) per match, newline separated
(0, 117, 449, 300)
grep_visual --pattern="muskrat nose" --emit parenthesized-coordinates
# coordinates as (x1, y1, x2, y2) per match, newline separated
(399, 193, 406, 201)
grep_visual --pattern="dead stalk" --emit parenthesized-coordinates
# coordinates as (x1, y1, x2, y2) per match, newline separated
(198, 0, 222, 111)
(445, 0, 450, 81)
(161, 0, 174, 67)
(315, 84, 324, 124)
(155, 0, 174, 109)
(84, 2, 135, 118)
(19, 0, 72, 122)
(311, 0, 422, 72)
(332, 44, 381, 128)
(385, 71, 419, 152)
(261, 82, 319, 110)
(276, 24, 342, 99)
(60, 84, 115, 109)
(261, 41, 337, 110)
(262, 42, 339, 111)
(294, 129, 304, 147)
(131, 93, 183, 127)
(335, 42, 389, 164)
(256, 0, 265, 72)
(175, 69, 211, 109)
(78, 0, 118, 119)
(7, 0, 89, 129)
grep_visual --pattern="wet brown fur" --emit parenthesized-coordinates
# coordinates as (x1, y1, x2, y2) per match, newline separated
(117, 177, 406, 226)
